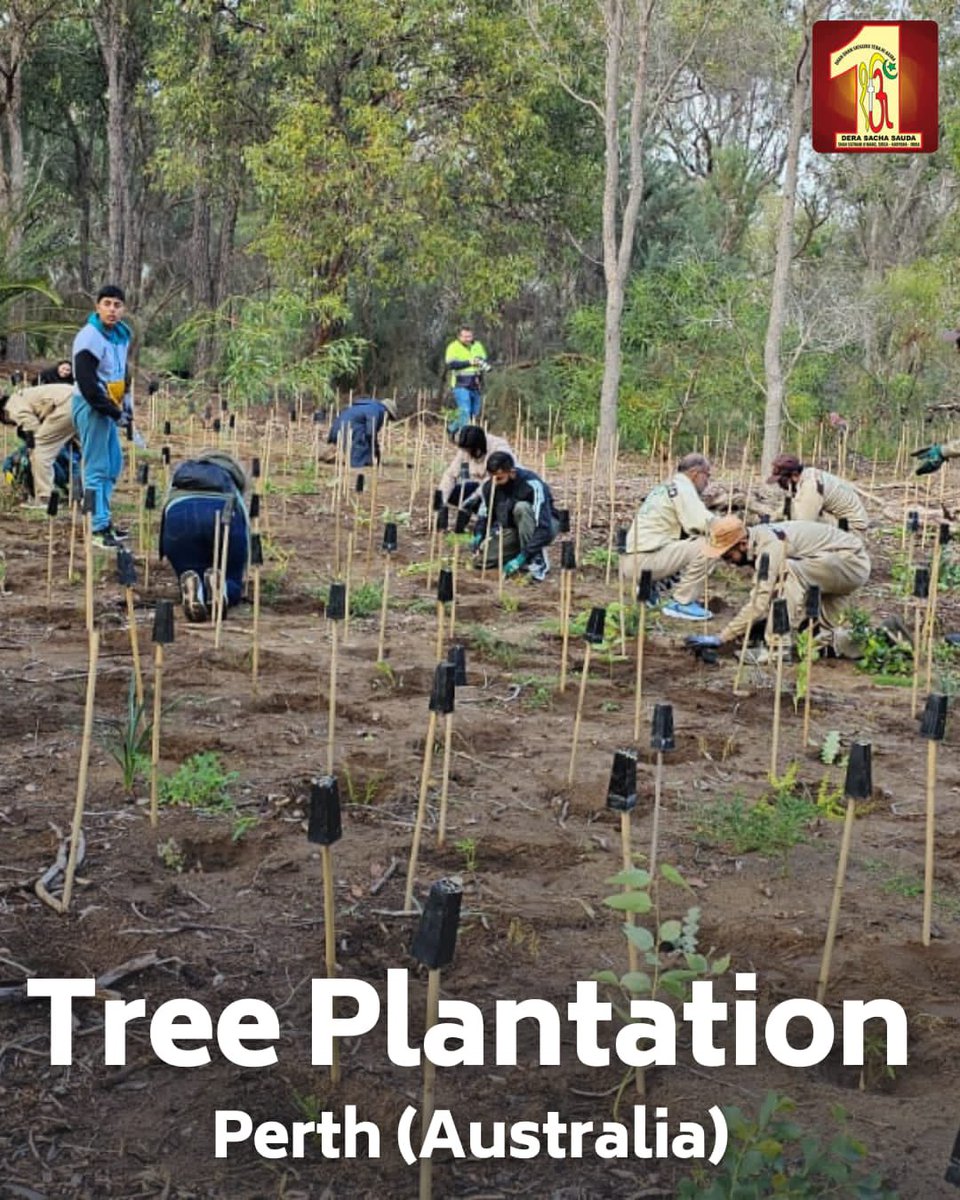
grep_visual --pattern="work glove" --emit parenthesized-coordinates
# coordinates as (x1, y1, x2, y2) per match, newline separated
(912, 444, 945, 475)
(685, 634, 722, 664)
(503, 555, 525, 577)
(17, 427, 35, 450)
(470, 532, 484, 551)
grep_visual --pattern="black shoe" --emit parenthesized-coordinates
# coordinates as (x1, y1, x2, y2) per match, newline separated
(90, 527, 122, 550)
(112, 525, 130, 539)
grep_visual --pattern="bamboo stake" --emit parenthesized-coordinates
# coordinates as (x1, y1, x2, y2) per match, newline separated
(126, 589, 144, 707)
(61, 630, 99, 913)
(328, 621, 339, 776)
(769, 599, 790, 780)
(45, 497, 57, 607)
(419, 968, 441, 1200)
(816, 793, 856, 1004)
(377, 560, 391, 662)
(449, 542, 459, 639)
(214, 501, 233, 650)
(322, 842, 339, 1083)
(650, 750, 664, 880)
(633, 603, 648, 743)
(437, 711, 454, 848)
(559, 564, 573, 694)
(83, 503, 95, 635)
(922, 713, 945, 947)
(480, 479, 497, 582)
(405, 709, 439, 912)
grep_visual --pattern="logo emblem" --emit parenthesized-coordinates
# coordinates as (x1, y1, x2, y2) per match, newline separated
(812, 21, 938, 153)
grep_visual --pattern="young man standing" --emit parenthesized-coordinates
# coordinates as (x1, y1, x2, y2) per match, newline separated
(71, 284, 133, 549)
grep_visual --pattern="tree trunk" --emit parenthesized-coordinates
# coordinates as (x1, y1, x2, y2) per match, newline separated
(760, 19, 814, 476)
(4, 45, 26, 361)
(596, 0, 653, 486)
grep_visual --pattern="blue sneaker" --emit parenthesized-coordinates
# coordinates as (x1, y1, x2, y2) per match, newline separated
(661, 599, 712, 622)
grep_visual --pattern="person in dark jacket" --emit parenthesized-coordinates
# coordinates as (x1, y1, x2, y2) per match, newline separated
(159, 451, 250, 622)
(326, 397, 397, 467)
(469, 451, 559, 582)
(36, 360, 74, 386)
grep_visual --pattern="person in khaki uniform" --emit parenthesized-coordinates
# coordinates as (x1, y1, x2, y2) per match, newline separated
(0, 383, 76, 506)
(767, 454, 868, 532)
(699, 515, 870, 647)
(620, 453, 717, 621)
(438, 425, 514, 506)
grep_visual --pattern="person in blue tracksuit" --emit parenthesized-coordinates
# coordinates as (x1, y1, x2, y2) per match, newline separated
(326, 397, 397, 467)
(159, 451, 250, 622)
(71, 284, 133, 549)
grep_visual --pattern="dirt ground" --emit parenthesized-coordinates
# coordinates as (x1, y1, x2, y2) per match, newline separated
(2, 405, 960, 1199)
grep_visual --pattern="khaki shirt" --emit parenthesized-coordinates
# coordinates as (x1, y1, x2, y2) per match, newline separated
(719, 520, 868, 643)
(791, 467, 868, 531)
(5, 384, 74, 433)
(627, 472, 714, 554)
(942, 438, 960, 459)
(439, 432, 514, 502)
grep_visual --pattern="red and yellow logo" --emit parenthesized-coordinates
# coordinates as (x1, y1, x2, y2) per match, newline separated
(812, 20, 938, 153)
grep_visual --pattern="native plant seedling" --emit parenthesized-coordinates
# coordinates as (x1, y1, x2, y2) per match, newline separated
(99, 673, 151, 798)
(453, 836, 478, 873)
(157, 838, 185, 873)
(159, 751, 239, 813)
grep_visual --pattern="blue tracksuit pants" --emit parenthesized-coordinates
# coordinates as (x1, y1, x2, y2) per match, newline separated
(71, 395, 122, 532)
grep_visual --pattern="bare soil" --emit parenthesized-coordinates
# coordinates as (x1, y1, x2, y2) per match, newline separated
(1, 414, 960, 1199)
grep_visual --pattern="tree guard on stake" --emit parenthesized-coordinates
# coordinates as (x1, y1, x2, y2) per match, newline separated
(435, 569, 453, 663)
(45, 490, 59, 607)
(817, 741, 872, 1003)
(143, 485, 156, 589)
(633, 571, 653, 741)
(649, 704, 675, 879)
(911, 566, 930, 719)
(149, 601, 175, 828)
(308, 775, 343, 1084)
(558, 540, 576, 693)
(411, 879, 463, 1200)
(434, 661, 457, 849)
(326, 583, 347, 775)
(921, 693, 949, 947)
(606, 749, 639, 974)
(117, 548, 144, 707)
(377, 523, 398, 663)
(568, 606, 605, 784)
(801, 584, 821, 748)
(769, 598, 790, 780)
(404, 665, 454, 913)
(82, 488, 96, 634)
(250, 533, 264, 692)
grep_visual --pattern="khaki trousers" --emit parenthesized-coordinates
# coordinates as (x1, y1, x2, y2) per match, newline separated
(619, 538, 715, 604)
(32, 411, 76, 502)
(781, 544, 871, 631)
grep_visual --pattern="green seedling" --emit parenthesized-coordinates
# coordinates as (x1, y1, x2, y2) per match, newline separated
(454, 836, 478, 873)
(231, 814, 259, 842)
(348, 581, 382, 618)
(678, 1093, 896, 1199)
(159, 751, 239, 814)
(157, 838, 185, 873)
(342, 763, 384, 806)
(516, 675, 555, 710)
(695, 779, 817, 866)
(98, 674, 152, 797)
(373, 659, 399, 688)
(820, 729, 842, 765)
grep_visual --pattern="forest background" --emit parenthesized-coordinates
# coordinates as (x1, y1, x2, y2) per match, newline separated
(1, 0, 959, 472)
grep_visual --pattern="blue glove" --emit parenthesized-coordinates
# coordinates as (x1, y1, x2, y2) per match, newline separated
(685, 635, 721, 649)
(503, 555, 525, 577)
(470, 532, 483, 551)
(912, 444, 945, 475)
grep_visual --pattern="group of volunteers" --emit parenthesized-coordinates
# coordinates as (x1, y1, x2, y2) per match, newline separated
(1, 308, 953, 650)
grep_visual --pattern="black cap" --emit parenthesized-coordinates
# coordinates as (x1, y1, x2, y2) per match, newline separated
(920, 693, 949, 741)
(428, 662, 456, 714)
(250, 533, 264, 567)
(804, 585, 821, 619)
(46, 491, 59, 518)
(561, 541, 576, 571)
(437, 569, 454, 604)
(757, 553, 770, 582)
(454, 509, 471, 534)
(772, 597, 790, 635)
(651, 703, 675, 752)
(914, 566, 930, 599)
(382, 522, 398, 553)
(307, 775, 342, 845)
(144, 484, 157, 511)
(152, 599, 175, 644)
(327, 582, 347, 621)
(844, 742, 872, 800)
(606, 749, 637, 812)
(447, 644, 468, 687)
(116, 547, 137, 587)
(585, 606, 607, 644)
(557, 509, 571, 534)
(637, 570, 654, 603)
(411, 878, 463, 969)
